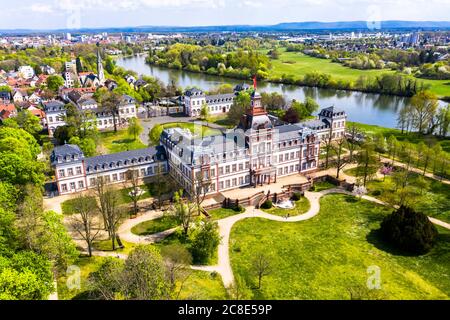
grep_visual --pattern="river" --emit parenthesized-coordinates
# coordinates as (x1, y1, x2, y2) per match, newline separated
(117, 54, 417, 128)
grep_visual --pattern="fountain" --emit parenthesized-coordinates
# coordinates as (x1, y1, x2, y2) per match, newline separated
(275, 199, 295, 209)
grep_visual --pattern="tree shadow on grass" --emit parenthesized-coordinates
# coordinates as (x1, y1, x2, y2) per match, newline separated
(112, 139, 134, 145)
(366, 229, 422, 257)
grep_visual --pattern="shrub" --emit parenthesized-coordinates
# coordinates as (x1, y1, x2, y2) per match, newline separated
(232, 204, 244, 213)
(372, 190, 382, 196)
(189, 221, 221, 264)
(260, 200, 273, 209)
(291, 192, 302, 201)
(380, 206, 438, 254)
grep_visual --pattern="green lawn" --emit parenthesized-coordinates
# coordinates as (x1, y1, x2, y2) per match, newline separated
(268, 49, 450, 98)
(344, 167, 450, 223)
(98, 129, 147, 154)
(208, 207, 245, 220)
(57, 255, 107, 300)
(349, 122, 450, 155)
(177, 270, 227, 300)
(311, 181, 337, 192)
(131, 215, 179, 235)
(61, 196, 97, 215)
(230, 194, 450, 299)
(161, 122, 222, 137)
(92, 239, 138, 255)
(270, 50, 390, 83)
(261, 197, 310, 217)
(60, 183, 154, 215)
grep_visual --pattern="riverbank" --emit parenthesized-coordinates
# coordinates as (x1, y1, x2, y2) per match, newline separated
(116, 54, 442, 129)
(142, 48, 450, 100)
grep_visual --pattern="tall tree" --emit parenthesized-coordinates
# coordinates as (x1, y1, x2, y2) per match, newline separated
(100, 91, 122, 132)
(69, 194, 101, 257)
(252, 252, 272, 290)
(122, 245, 170, 300)
(123, 168, 142, 218)
(355, 141, 379, 186)
(410, 91, 439, 134)
(227, 91, 250, 126)
(161, 244, 192, 297)
(94, 177, 123, 250)
(332, 137, 348, 179)
(127, 117, 143, 141)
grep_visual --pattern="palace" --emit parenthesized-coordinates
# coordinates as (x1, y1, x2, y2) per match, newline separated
(51, 88, 346, 196)
(161, 90, 337, 196)
(50, 144, 167, 195)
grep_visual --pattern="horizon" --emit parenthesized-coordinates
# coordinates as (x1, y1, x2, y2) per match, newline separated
(1, 20, 450, 33)
(1, 0, 450, 30)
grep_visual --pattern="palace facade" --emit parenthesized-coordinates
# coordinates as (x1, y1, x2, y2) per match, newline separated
(51, 89, 346, 197)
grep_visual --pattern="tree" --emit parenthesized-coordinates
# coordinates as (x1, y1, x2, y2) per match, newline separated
(88, 257, 124, 300)
(152, 163, 172, 209)
(355, 141, 378, 186)
(127, 117, 143, 141)
(346, 124, 362, 162)
(189, 220, 221, 265)
(380, 165, 393, 181)
(251, 252, 271, 289)
(386, 135, 398, 165)
(100, 91, 122, 132)
(200, 103, 210, 121)
(282, 106, 300, 123)
(380, 206, 438, 254)
(410, 91, 439, 133)
(68, 136, 96, 157)
(123, 169, 142, 218)
(94, 177, 123, 251)
(170, 190, 196, 236)
(68, 194, 101, 257)
(332, 137, 348, 179)
(4, 110, 42, 136)
(161, 244, 192, 296)
(149, 124, 163, 146)
(122, 245, 170, 300)
(46, 75, 64, 92)
(36, 210, 78, 274)
(435, 104, 450, 137)
(228, 91, 250, 125)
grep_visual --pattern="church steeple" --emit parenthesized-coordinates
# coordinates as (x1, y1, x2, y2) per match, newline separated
(96, 43, 105, 84)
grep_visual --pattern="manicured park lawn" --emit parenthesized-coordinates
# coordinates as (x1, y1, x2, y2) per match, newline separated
(61, 183, 154, 215)
(261, 197, 310, 217)
(161, 122, 222, 137)
(92, 239, 138, 255)
(61, 196, 97, 215)
(270, 50, 392, 83)
(268, 49, 450, 98)
(230, 194, 450, 299)
(131, 215, 179, 235)
(208, 207, 245, 220)
(57, 255, 107, 300)
(344, 168, 450, 223)
(349, 122, 450, 155)
(311, 181, 336, 192)
(177, 270, 227, 300)
(98, 129, 147, 154)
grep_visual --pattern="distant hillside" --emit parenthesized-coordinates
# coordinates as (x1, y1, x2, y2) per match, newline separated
(1, 21, 450, 34)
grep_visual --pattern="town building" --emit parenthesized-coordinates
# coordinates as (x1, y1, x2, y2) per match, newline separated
(44, 92, 138, 136)
(50, 144, 168, 195)
(184, 88, 235, 117)
(18, 65, 35, 79)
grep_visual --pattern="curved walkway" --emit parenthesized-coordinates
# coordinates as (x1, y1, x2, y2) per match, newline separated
(117, 210, 177, 244)
(191, 188, 450, 288)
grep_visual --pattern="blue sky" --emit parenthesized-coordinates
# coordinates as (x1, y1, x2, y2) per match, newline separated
(0, 0, 448, 30)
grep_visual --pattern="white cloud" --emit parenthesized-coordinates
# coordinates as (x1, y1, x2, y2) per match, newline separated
(31, 3, 54, 13)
